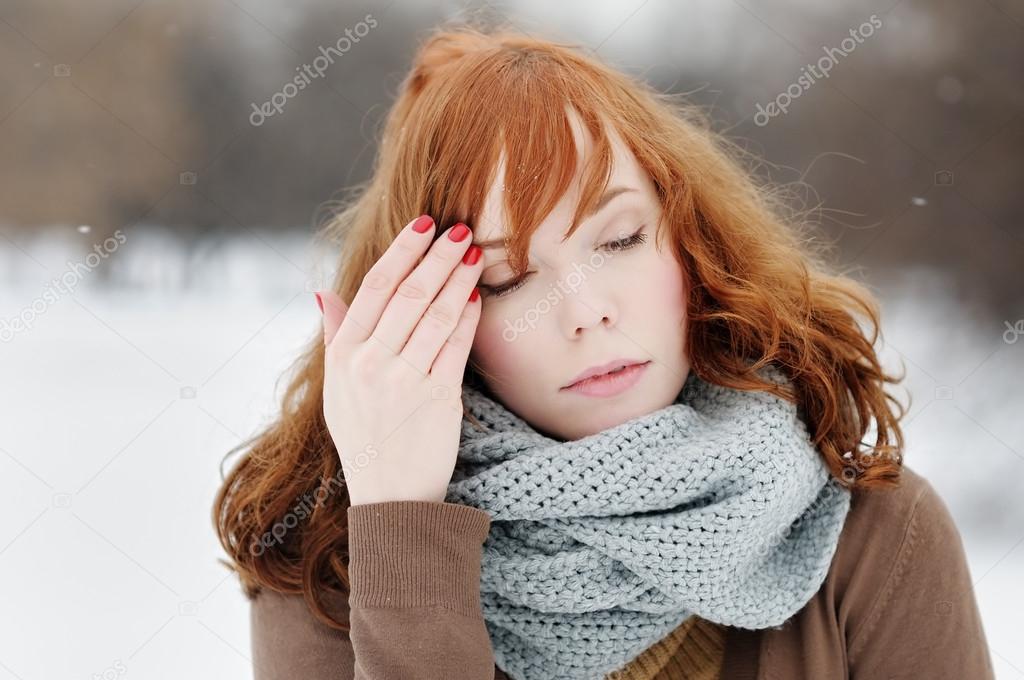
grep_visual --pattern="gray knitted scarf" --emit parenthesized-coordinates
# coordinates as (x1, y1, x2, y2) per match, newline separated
(444, 364, 852, 680)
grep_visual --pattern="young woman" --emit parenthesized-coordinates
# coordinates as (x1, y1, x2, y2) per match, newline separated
(214, 25, 994, 680)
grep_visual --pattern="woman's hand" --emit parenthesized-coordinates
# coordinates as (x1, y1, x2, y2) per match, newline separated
(316, 215, 483, 507)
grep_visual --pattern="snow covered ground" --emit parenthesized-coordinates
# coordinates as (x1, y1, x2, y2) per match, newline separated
(1, 226, 1021, 678)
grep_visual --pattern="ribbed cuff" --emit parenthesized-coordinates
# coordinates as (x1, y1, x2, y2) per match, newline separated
(347, 500, 492, 618)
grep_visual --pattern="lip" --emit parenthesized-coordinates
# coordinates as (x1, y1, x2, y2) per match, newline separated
(561, 359, 651, 397)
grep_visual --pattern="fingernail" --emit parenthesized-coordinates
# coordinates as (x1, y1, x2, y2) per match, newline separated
(314, 292, 324, 313)
(411, 215, 434, 233)
(448, 222, 470, 242)
(468, 287, 480, 302)
(462, 245, 482, 265)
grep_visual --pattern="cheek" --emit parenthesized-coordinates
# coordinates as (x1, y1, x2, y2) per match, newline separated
(470, 308, 519, 375)
(634, 252, 688, 327)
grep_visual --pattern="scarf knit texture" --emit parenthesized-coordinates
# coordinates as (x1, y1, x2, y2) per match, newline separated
(444, 364, 852, 680)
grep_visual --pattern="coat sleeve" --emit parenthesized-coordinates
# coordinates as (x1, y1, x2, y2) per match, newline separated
(846, 477, 995, 679)
(249, 500, 498, 680)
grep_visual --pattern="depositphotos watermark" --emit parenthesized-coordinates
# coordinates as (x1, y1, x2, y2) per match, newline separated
(249, 13, 378, 127)
(89, 659, 127, 680)
(1, 229, 127, 343)
(501, 249, 617, 343)
(1003, 319, 1024, 344)
(248, 445, 380, 556)
(754, 13, 882, 126)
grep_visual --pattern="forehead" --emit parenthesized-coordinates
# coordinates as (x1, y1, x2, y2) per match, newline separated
(474, 108, 648, 247)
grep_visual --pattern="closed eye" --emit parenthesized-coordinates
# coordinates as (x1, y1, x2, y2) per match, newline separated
(479, 226, 648, 298)
(603, 229, 648, 252)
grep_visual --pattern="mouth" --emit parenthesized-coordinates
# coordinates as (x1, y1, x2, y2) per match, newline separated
(561, 359, 652, 390)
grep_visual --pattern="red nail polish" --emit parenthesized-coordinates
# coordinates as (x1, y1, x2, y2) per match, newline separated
(448, 223, 470, 242)
(314, 292, 324, 313)
(462, 245, 482, 265)
(468, 287, 480, 302)
(411, 215, 433, 233)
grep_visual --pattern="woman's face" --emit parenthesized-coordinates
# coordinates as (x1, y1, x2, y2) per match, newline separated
(468, 115, 691, 441)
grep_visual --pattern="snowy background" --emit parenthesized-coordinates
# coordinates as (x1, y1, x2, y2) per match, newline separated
(1, 0, 1022, 678)
(2, 226, 1021, 679)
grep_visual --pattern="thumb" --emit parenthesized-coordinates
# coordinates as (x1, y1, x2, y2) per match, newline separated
(315, 290, 347, 346)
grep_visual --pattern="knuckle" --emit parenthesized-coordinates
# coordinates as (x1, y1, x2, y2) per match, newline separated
(445, 311, 478, 351)
(392, 236, 423, 257)
(424, 245, 450, 264)
(445, 329, 473, 352)
(349, 347, 385, 382)
(395, 278, 429, 301)
(415, 247, 448, 274)
(423, 302, 457, 327)
(361, 268, 391, 292)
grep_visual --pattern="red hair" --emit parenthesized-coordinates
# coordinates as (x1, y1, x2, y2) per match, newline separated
(214, 23, 907, 631)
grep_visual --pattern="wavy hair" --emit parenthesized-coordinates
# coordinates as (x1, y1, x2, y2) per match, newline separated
(213, 23, 908, 632)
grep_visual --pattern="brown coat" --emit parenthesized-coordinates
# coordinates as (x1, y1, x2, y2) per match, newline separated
(248, 465, 994, 679)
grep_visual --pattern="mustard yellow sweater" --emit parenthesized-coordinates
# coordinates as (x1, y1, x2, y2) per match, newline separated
(603, 616, 724, 680)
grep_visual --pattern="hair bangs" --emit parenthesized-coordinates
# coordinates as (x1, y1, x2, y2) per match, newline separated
(411, 42, 621, 277)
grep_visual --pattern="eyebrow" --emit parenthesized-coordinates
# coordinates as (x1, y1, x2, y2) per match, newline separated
(472, 185, 637, 250)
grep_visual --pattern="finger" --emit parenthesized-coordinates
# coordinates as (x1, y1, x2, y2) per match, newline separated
(334, 214, 436, 347)
(400, 246, 482, 374)
(317, 290, 348, 347)
(371, 222, 473, 354)
(429, 285, 482, 383)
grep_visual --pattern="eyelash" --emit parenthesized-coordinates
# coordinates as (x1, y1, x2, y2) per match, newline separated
(480, 227, 649, 299)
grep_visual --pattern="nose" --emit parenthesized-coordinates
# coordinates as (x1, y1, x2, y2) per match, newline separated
(560, 276, 618, 339)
